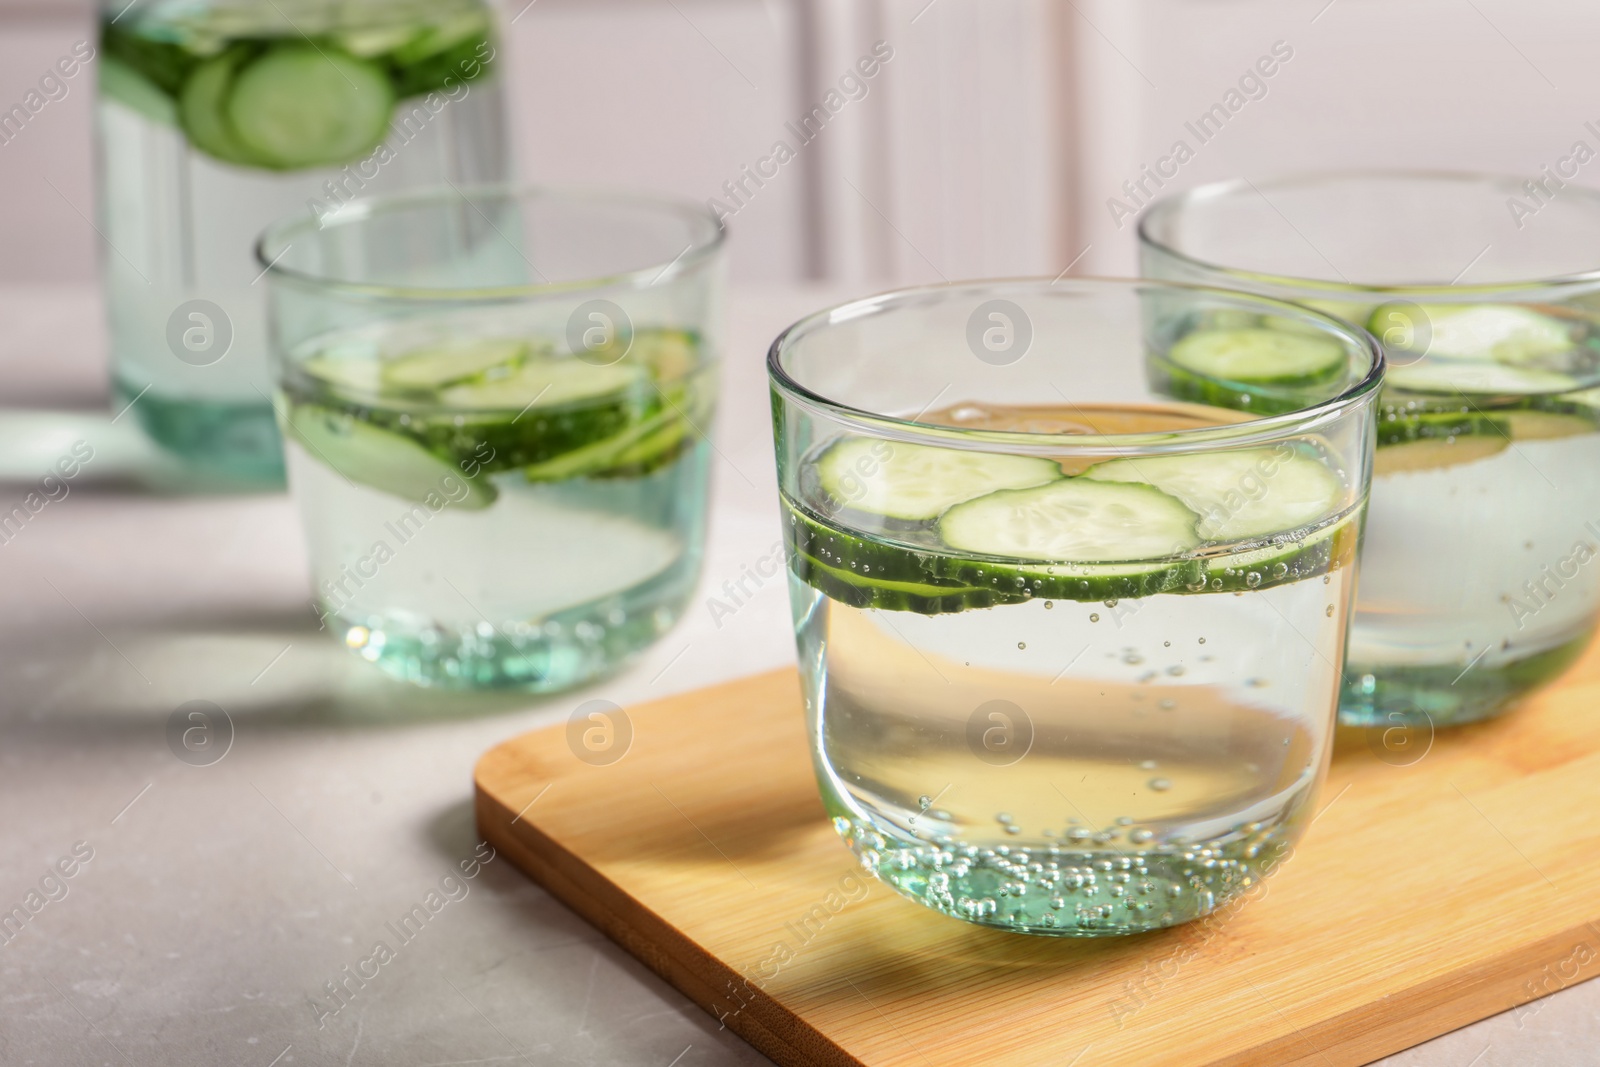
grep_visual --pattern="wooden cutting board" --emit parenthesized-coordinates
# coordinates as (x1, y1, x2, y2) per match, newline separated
(475, 650, 1600, 1067)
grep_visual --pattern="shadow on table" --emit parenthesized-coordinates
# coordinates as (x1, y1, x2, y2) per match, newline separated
(0, 407, 283, 496)
(0, 608, 558, 739)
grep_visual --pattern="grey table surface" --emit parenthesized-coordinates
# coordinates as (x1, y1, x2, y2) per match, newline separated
(1, 285, 1593, 1067)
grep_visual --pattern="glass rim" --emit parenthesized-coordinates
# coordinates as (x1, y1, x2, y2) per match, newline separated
(1138, 169, 1600, 297)
(254, 182, 726, 302)
(766, 276, 1385, 458)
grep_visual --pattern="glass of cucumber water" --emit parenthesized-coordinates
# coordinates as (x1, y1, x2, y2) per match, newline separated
(1142, 172, 1600, 729)
(770, 279, 1381, 935)
(257, 186, 724, 690)
(98, 0, 508, 487)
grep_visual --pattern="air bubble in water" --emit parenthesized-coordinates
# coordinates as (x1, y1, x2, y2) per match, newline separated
(1198, 637, 1206, 645)
(1044, 601, 1054, 610)
(1090, 613, 1100, 622)
(1130, 829, 1154, 844)
(1017, 641, 1027, 650)
(1325, 604, 1335, 617)
(918, 795, 932, 809)
(1139, 759, 1158, 770)
(1148, 777, 1173, 792)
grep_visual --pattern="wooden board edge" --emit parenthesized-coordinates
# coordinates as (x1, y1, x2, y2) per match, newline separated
(473, 773, 862, 1067)
(1215, 920, 1600, 1067)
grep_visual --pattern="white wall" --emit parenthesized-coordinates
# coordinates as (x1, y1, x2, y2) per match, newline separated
(5, 0, 1600, 286)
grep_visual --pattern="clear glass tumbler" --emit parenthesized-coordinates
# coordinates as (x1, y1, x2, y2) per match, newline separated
(770, 279, 1381, 935)
(258, 186, 724, 690)
(1141, 172, 1600, 728)
(97, 0, 510, 487)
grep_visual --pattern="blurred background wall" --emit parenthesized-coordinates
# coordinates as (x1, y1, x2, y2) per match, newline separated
(1, 0, 1595, 289)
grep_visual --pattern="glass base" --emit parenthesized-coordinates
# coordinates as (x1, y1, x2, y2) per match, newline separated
(325, 561, 697, 692)
(117, 380, 285, 489)
(835, 812, 1298, 937)
(1339, 630, 1593, 728)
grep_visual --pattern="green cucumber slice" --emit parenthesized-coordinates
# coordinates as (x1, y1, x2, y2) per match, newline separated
(439, 357, 643, 410)
(1152, 361, 1310, 416)
(1083, 448, 1342, 541)
(521, 402, 677, 482)
(1387, 359, 1576, 396)
(227, 45, 394, 169)
(1376, 409, 1503, 449)
(284, 403, 495, 509)
(815, 438, 1062, 522)
(303, 354, 384, 395)
(178, 47, 266, 166)
(335, 25, 423, 58)
(100, 55, 179, 126)
(1169, 328, 1346, 385)
(939, 479, 1201, 562)
(784, 500, 1359, 613)
(382, 339, 529, 391)
(1370, 304, 1574, 364)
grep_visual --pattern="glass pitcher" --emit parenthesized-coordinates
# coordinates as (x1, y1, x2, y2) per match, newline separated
(95, 0, 511, 487)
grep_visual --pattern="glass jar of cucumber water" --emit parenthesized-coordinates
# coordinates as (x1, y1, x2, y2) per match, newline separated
(257, 187, 724, 690)
(1141, 172, 1600, 728)
(97, 0, 509, 487)
(770, 279, 1381, 935)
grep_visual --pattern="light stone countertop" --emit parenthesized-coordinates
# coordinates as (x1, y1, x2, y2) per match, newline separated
(0, 285, 1591, 1067)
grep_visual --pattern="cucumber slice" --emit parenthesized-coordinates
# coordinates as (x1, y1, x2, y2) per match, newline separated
(1370, 304, 1574, 364)
(100, 55, 179, 126)
(939, 480, 1201, 563)
(382, 339, 529, 391)
(1376, 410, 1503, 449)
(439, 357, 643, 410)
(1153, 360, 1311, 417)
(1387, 359, 1576, 396)
(227, 45, 394, 169)
(1169, 328, 1346, 385)
(284, 402, 495, 509)
(336, 25, 423, 58)
(815, 438, 1062, 522)
(178, 47, 266, 166)
(521, 401, 687, 482)
(303, 354, 384, 395)
(1083, 448, 1342, 541)
(785, 501, 1359, 613)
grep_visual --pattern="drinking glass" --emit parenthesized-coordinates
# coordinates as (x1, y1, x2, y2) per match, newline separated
(1141, 172, 1600, 728)
(258, 186, 724, 690)
(769, 279, 1381, 935)
(97, 0, 509, 487)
